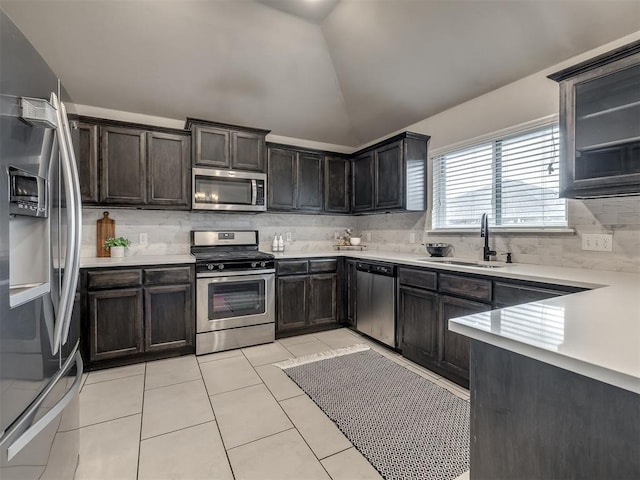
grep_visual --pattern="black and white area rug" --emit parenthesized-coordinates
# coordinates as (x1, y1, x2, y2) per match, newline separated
(275, 345, 469, 480)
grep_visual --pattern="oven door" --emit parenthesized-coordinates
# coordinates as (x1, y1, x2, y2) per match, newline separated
(196, 271, 275, 333)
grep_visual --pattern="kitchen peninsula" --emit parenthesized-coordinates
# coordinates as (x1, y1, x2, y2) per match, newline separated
(448, 265, 640, 478)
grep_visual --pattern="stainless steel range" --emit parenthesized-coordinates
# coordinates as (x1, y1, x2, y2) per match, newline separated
(191, 230, 275, 355)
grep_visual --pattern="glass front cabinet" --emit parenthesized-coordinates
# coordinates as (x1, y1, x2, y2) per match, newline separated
(549, 41, 640, 198)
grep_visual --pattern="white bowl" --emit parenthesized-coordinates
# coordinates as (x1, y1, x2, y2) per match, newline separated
(350, 237, 362, 246)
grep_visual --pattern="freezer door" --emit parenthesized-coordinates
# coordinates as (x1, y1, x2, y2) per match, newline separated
(0, 10, 61, 435)
(0, 349, 82, 478)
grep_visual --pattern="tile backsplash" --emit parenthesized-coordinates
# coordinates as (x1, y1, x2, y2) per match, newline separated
(357, 197, 640, 273)
(81, 208, 355, 258)
(83, 195, 640, 273)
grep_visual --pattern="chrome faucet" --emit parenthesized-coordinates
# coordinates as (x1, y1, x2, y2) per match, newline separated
(481, 213, 496, 261)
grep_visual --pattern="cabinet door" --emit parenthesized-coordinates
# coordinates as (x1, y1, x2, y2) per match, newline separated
(374, 140, 403, 210)
(439, 295, 490, 382)
(352, 152, 374, 212)
(144, 284, 193, 352)
(194, 126, 230, 168)
(77, 122, 99, 203)
(100, 126, 146, 204)
(268, 148, 297, 210)
(88, 287, 143, 361)
(399, 286, 439, 369)
(324, 157, 350, 213)
(297, 152, 323, 211)
(231, 131, 265, 172)
(560, 56, 640, 197)
(277, 276, 307, 332)
(147, 132, 190, 208)
(308, 273, 337, 325)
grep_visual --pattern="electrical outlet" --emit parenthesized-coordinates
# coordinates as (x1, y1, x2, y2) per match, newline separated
(139, 232, 148, 245)
(286, 232, 292, 242)
(409, 232, 416, 244)
(366, 232, 372, 242)
(334, 231, 339, 241)
(581, 233, 613, 252)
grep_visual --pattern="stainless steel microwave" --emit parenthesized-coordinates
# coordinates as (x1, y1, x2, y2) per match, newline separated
(192, 168, 267, 212)
(9, 166, 48, 217)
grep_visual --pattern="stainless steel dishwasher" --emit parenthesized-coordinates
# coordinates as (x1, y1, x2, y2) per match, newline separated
(355, 261, 397, 348)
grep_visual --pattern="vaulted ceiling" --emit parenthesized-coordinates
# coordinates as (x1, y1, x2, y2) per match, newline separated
(2, 0, 639, 147)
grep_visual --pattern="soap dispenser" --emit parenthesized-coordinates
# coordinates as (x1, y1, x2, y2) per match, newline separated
(272, 233, 278, 253)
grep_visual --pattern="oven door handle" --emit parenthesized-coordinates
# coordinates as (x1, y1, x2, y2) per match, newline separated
(197, 272, 275, 282)
(197, 269, 275, 279)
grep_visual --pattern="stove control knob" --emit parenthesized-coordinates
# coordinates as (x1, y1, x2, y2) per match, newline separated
(217, 263, 224, 270)
(260, 261, 266, 268)
(207, 264, 214, 271)
(251, 262, 258, 268)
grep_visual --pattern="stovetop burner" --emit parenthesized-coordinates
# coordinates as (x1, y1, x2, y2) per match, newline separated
(192, 250, 274, 262)
(191, 230, 275, 274)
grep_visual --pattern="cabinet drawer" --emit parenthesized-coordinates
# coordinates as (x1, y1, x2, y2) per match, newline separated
(439, 273, 492, 303)
(87, 269, 142, 290)
(494, 282, 565, 307)
(144, 266, 193, 286)
(277, 260, 309, 276)
(309, 258, 337, 274)
(398, 267, 437, 291)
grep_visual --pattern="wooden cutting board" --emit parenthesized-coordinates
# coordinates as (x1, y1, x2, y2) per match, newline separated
(96, 211, 115, 257)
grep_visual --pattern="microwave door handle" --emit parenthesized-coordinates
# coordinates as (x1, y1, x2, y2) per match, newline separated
(50, 92, 75, 355)
(251, 180, 257, 206)
(58, 101, 82, 346)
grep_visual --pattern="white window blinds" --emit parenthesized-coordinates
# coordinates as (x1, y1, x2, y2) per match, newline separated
(432, 124, 567, 229)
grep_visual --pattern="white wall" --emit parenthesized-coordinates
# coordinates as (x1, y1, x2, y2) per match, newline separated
(388, 30, 640, 152)
(358, 30, 640, 273)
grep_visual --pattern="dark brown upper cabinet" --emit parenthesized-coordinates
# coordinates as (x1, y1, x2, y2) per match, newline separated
(147, 131, 190, 207)
(77, 117, 191, 210)
(77, 122, 99, 204)
(324, 157, 350, 213)
(549, 40, 640, 198)
(100, 126, 147, 204)
(267, 144, 323, 212)
(351, 151, 374, 212)
(186, 118, 270, 173)
(351, 132, 430, 213)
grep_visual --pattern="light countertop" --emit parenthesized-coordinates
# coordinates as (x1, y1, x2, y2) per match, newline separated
(80, 254, 195, 268)
(276, 249, 640, 394)
(81, 249, 640, 393)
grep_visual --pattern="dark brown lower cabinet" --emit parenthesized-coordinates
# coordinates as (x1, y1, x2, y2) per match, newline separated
(88, 287, 144, 361)
(276, 258, 339, 336)
(144, 284, 193, 352)
(398, 285, 438, 368)
(276, 276, 307, 332)
(439, 295, 491, 384)
(83, 264, 194, 368)
(308, 273, 337, 325)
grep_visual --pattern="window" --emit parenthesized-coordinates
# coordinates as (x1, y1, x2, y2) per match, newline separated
(432, 123, 567, 229)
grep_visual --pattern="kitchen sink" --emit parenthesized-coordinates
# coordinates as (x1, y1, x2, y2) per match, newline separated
(415, 258, 505, 268)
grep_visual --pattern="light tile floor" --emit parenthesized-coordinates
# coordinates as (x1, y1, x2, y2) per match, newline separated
(74, 328, 470, 480)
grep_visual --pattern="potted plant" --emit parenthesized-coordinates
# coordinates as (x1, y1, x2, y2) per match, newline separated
(104, 237, 131, 258)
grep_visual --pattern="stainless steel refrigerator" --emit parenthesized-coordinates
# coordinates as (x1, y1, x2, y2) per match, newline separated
(0, 9, 83, 478)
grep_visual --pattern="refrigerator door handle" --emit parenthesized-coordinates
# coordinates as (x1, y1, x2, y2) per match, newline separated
(5, 351, 83, 462)
(58, 101, 82, 345)
(50, 92, 76, 355)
